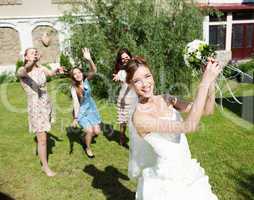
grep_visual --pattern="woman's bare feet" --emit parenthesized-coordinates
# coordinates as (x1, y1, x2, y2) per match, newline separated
(85, 148, 95, 159)
(42, 167, 56, 177)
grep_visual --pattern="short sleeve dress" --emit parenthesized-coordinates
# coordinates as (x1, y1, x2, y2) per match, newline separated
(116, 70, 137, 124)
(19, 66, 54, 134)
(71, 79, 101, 129)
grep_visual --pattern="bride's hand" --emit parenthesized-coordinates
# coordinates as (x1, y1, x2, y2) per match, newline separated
(202, 58, 222, 84)
(201, 57, 215, 73)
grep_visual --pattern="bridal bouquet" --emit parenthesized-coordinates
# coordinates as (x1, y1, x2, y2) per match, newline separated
(183, 39, 216, 73)
(183, 39, 254, 106)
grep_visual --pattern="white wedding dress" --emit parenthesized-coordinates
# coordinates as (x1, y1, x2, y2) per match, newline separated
(128, 107, 218, 200)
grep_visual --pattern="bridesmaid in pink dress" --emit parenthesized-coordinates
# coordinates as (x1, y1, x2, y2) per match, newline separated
(17, 48, 64, 177)
(113, 48, 137, 146)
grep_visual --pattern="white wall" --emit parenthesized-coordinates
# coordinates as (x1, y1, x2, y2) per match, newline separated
(0, 0, 70, 18)
(0, 0, 72, 74)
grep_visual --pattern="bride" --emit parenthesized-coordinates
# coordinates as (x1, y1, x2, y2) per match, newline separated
(126, 56, 221, 200)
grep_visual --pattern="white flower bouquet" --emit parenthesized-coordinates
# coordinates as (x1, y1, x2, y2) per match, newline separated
(183, 39, 254, 106)
(183, 39, 216, 72)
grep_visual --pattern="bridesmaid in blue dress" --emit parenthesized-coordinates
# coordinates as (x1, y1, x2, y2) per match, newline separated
(70, 48, 101, 158)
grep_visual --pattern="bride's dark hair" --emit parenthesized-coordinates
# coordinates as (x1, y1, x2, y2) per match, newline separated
(125, 56, 150, 84)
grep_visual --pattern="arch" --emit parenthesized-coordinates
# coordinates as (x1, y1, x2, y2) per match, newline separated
(0, 27, 21, 65)
(31, 21, 56, 32)
(32, 25, 60, 64)
(0, 22, 18, 31)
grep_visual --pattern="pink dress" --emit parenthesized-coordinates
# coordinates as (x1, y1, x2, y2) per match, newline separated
(19, 66, 54, 133)
(116, 70, 137, 124)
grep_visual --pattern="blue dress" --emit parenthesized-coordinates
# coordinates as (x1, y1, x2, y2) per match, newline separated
(77, 79, 101, 129)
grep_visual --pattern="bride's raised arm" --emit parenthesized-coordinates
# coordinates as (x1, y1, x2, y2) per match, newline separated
(133, 60, 221, 136)
(162, 94, 192, 113)
(163, 73, 216, 115)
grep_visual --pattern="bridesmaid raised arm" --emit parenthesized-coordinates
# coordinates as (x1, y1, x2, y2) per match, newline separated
(70, 48, 101, 159)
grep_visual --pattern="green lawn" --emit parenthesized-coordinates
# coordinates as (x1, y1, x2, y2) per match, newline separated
(0, 80, 253, 200)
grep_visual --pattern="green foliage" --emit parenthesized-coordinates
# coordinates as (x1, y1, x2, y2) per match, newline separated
(15, 59, 24, 73)
(60, 52, 73, 71)
(237, 59, 254, 76)
(61, 0, 205, 99)
(0, 73, 17, 84)
(54, 78, 72, 96)
(15, 59, 24, 82)
(0, 81, 254, 200)
(223, 59, 254, 80)
(184, 40, 216, 74)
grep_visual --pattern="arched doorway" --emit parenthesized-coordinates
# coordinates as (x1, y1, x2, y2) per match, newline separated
(0, 27, 20, 65)
(32, 25, 60, 64)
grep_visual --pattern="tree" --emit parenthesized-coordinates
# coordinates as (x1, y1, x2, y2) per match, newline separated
(61, 0, 204, 100)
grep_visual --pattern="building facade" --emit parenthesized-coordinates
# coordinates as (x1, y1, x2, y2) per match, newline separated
(198, 0, 254, 65)
(0, 0, 70, 74)
(0, 0, 254, 74)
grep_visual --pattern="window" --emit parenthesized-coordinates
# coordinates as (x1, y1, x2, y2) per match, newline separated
(209, 25, 226, 50)
(232, 24, 244, 48)
(246, 24, 254, 48)
(233, 11, 254, 20)
(242, 0, 254, 3)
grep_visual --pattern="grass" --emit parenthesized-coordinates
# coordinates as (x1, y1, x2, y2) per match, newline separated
(0, 79, 253, 200)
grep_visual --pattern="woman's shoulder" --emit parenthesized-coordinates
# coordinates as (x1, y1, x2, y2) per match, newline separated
(71, 85, 76, 94)
(153, 95, 168, 104)
(37, 64, 45, 70)
(156, 94, 175, 107)
(38, 65, 49, 74)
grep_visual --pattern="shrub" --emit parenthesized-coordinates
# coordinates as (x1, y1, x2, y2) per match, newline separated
(61, 0, 206, 100)
(15, 59, 24, 82)
(237, 59, 254, 76)
(15, 59, 24, 73)
(0, 73, 17, 84)
(60, 52, 73, 71)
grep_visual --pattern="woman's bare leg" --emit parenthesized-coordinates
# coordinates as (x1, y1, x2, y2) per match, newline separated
(119, 122, 127, 145)
(84, 127, 94, 157)
(93, 124, 101, 136)
(37, 132, 56, 177)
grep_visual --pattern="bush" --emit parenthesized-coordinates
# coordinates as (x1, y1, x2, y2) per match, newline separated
(0, 73, 17, 84)
(237, 59, 254, 76)
(15, 59, 24, 73)
(60, 52, 73, 71)
(54, 78, 72, 96)
(223, 59, 254, 83)
(15, 59, 24, 82)
(61, 0, 206, 100)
